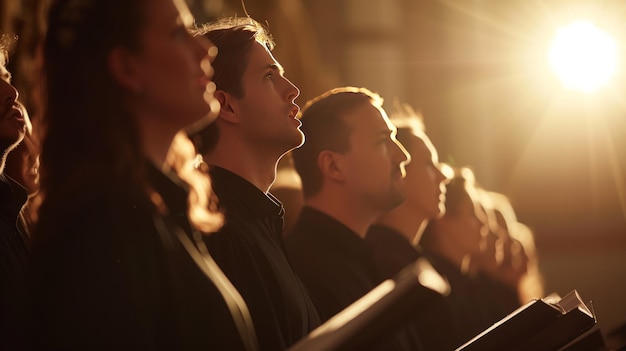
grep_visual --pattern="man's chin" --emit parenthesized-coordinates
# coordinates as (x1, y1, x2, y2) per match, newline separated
(385, 192, 406, 212)
(288, 131, 305, 150)
(295, 137, 305, 149)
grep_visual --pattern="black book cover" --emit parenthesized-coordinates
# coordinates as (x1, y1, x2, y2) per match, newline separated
(456, 290, 596, 351)
(289, 258, 449, 351)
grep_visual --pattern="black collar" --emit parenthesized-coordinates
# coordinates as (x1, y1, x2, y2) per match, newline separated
(209, 166, 284, 219)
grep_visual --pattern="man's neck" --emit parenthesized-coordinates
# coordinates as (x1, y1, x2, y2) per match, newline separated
(376, 205, 428, 245)
(305, 195, 378, 239)
(134, 111, 176, 169)
(206, 148, 282, 194)
(433, 240, 472, 273)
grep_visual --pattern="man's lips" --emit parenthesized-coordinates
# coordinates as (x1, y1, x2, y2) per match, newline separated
(289, 103, 300, 118)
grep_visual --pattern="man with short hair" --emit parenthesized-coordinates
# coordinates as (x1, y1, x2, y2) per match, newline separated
(192, 18, 320, 350)
(287, 87, 422, 350)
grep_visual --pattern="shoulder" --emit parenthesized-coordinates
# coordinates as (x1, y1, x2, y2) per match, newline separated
(286, 209, 339, 255)
(285, 221, 320, 256)
(33, 188, 159, 259)
(28, 187, 168, 314)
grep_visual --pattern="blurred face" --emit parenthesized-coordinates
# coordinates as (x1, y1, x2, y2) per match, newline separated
(235, 41, 303, 155)
(341, 103, 410, 213)
(447, 191, 488, 256)
(480, 230, 502, 270)
(131, 0, 216, 131)
(500, 238, 529, 286)
(494, 210, 510, 238)
(402, 133, 447, 220)
(0, 58, 26, 154)
(474, 199, 503, 271)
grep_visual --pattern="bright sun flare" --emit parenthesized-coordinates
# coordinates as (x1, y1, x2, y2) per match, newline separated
(548, 20, 618, 93)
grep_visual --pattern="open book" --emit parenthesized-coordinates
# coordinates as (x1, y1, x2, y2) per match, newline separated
(456, 290, 597, 351)
(289, 258, 450, 351)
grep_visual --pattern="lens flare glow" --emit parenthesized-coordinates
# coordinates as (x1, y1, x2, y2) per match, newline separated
(548, 20, 617, 93)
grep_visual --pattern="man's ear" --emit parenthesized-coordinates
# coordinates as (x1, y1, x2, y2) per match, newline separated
(317, 150, 346, 182)
(214, 90, 240, 123)
(108, 47, 143, 94)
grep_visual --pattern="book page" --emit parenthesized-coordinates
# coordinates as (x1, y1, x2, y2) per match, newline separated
(541, 292, 562, 306)
(556, 290, 593, 318)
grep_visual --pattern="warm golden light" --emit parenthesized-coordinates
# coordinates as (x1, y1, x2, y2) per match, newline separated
(548, 20, 617, 93)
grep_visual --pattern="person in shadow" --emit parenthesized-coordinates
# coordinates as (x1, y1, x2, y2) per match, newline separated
(28, 1, 257, 349)
(0, 33, 32, 351)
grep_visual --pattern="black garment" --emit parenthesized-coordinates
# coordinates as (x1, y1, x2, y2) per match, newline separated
(204, 166, 320, 350)
(287, 207, 423, 351)
(366, 224, 422, 279)
(424, 252, 497, 347)
(29, 165, 250, 350)
(366, 224, 465, 351)
(0, 174, 30, 349)
(473, 271, 521, 324)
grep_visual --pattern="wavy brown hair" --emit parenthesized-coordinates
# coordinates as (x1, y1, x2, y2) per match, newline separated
(38, 0, 222, 234)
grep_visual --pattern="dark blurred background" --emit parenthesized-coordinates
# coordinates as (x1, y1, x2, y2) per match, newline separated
(3, 0, 625, 337)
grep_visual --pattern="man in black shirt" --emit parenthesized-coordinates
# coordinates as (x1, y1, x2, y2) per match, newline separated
(192, 18, 320, 350)
(0, 34, 30, 350)
(287, 87, 422, 350)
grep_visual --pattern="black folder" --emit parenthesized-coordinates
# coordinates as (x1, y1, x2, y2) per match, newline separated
(456, 290, 596, 351)
(289, 258, 450, 351)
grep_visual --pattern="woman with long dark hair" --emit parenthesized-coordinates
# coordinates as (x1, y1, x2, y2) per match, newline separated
(28, 0, 257, 349)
